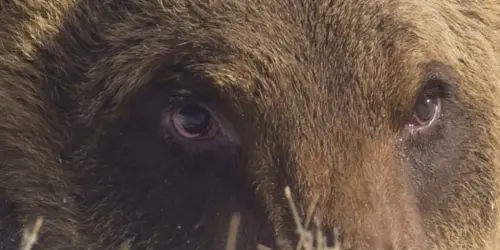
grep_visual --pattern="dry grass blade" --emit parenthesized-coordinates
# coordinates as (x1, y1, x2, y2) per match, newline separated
(19, 216, 43, 250)
(17, 187, 340, 250)
(119, 241, 131, 250)
(255, 186, 341, 250)
(225, 212, 241, 250)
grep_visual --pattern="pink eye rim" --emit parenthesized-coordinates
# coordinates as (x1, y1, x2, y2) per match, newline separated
(169, 104, 221, 140)
(405, 95, 442, 132)
(162, 98, 241, 146)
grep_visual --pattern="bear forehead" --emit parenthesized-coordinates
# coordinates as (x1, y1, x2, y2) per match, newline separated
(154, 0, 421, 121)
(76, 0, 426, 126)
(144, 2, 417, 98)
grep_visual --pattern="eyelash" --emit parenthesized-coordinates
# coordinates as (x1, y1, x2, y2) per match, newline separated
(419, 79, 451, 99)
(163, 91, 197, 112)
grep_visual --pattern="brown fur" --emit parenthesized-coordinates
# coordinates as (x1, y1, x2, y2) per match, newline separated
(1, 0, 500, 249)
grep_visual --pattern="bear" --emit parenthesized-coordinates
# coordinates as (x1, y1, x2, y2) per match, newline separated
(0, 0, 500, 249)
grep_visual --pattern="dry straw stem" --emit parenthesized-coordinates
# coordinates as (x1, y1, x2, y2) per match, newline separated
(119, 241, 131, 250)
(18, 186, 342, 250)
(257, 186, 343, 250)
(19, 216, 43, 250)
(225, 211, 241, 250)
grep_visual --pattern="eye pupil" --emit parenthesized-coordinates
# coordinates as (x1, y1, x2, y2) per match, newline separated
(416, 98, 434, 121)
(176, 105, 212, 135)
(414, 96, 440, 125)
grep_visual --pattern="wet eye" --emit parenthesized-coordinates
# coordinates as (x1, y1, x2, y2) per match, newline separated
(401, 63, 454, 137)
(414, 96, 440, 124)
(171, 104, 219, 139)
(406, 94, 442, 130)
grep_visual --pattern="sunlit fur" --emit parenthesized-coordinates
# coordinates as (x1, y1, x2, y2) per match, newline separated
(0, 1, 500, 250)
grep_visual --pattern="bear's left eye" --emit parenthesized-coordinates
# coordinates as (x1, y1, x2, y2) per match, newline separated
(171, 104, 219, 139)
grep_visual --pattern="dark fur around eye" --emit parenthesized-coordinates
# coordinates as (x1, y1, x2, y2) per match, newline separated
(402, 62, 455, 137)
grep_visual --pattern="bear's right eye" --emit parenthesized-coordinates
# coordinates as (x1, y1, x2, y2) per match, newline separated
(404, 77, 449, 135)
(170, 104, 219, 140)
(410, 95, 442, 127)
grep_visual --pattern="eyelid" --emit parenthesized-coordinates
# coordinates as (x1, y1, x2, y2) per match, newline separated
(421, 77, 452, 98)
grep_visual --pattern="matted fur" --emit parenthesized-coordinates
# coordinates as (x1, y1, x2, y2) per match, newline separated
(0, 0, 499, 250)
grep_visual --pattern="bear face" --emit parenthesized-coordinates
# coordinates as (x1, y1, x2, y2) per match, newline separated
(1, 0, 500, 250)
